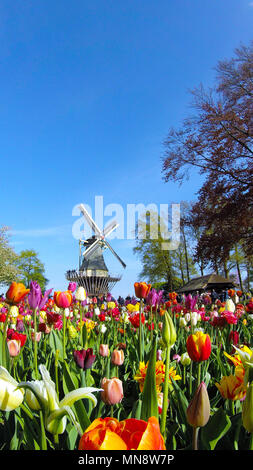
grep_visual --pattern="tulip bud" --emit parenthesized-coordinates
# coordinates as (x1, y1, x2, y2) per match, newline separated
(99, 344, 109, 357)
(162, 311, 177, 348)
(181, 352, 191, 367)
(242, 382, 253, 433)
(100, 377, 123, 405)
(111, 349, 124, 366)
(187, 382, 210, 428)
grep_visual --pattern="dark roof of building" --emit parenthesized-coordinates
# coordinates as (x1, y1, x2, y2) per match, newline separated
(177, 273, 237, 293)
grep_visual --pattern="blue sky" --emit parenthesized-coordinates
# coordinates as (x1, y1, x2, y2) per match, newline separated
(1, 0, 252, 297)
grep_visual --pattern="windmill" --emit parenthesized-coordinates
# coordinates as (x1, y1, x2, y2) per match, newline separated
(66, 204, 126, 297)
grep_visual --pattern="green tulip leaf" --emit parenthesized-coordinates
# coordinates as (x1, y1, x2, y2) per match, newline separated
(140, 337, 158, 421)
(201, 406, 232, 450)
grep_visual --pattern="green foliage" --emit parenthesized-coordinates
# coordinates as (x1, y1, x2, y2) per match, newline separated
(0, 226, 19, 287)
(14, 249, 48, 290)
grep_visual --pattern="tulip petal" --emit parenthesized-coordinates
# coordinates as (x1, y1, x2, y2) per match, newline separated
(99, 430, 128, 450)
(59, 387, 102, 409)
(137, 417, 166, 450)
(0, 366, 19, 387)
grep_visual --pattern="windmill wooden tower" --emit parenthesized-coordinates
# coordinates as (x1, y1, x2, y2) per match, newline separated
(66, 204, 126, 297)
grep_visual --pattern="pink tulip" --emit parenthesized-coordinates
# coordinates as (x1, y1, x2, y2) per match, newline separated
(7, 339, 21, 357)
(100, 377, 124, 405)
(99, 344, 109, 357)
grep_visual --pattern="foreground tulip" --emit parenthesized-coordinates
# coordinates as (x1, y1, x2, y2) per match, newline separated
(6, 282, 30, 304)
(18, 364, 101, 435)
(186, 331, 211, 362)
(78, 416, 166, 450)
(0, 366, 24, 411)
(100, 377, 124, 406)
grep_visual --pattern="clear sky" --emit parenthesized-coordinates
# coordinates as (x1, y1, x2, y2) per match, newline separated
(1, 0, 252, 297)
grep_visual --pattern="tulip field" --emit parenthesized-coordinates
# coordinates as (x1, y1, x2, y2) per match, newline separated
(0, 280, 253, 452)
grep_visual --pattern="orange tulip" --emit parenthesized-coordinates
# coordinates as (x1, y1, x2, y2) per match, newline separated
(54, 290, 72, 308)
(6, 282, 30, 304)
(134, 282, 151, 299)
(78, 416, 166, 450)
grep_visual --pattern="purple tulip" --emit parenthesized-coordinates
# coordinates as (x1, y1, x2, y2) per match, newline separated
(73, 348, 96, 370)
(28, 282, 53, 311)
(28, 281, 42, 310)
(38, 288, 53, 310)
(16, 319, 25, 332)
(185, 294, 198, 311)
(68, 282, 77, 293)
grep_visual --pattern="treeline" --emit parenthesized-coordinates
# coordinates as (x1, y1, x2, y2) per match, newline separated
(0, 226, 48, 291)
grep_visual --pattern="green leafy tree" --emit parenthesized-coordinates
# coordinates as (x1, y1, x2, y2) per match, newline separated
(0, 226, 19, 288)
(15, 249, 49, 291)
(133, 210, 198, 291)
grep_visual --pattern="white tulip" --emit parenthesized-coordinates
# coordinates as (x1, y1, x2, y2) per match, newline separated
(75, 287, 86, 302)
(225, 298, 236, 313)
(0, 367, 24, 411)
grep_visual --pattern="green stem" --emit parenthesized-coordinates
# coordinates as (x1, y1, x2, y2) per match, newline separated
(192, 427, 199, 450)
(39, 410, 47, 450)
(197, 362, 201, 387)
(160, 346, 171, 437)
(189, 361, 193, 396)
(249, 433, 253, 451)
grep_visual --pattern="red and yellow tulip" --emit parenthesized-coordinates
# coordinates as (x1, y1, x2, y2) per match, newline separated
(186, 330, 211, 362)
(78, 416, 166, 450)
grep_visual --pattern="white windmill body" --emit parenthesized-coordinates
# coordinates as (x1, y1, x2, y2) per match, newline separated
(66, 204, 126, 297)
